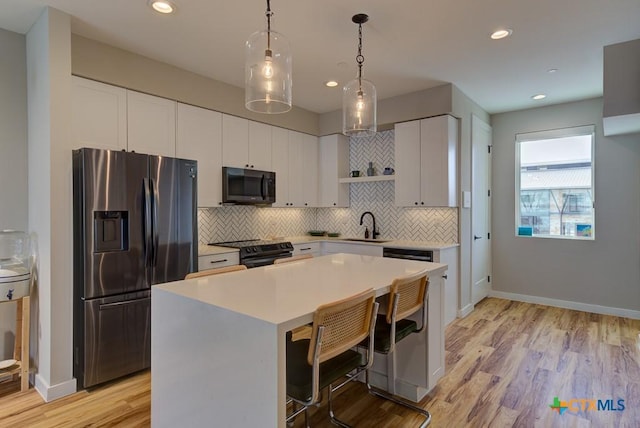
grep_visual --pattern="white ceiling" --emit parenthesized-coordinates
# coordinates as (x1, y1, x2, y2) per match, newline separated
(1, 0, 639, 114)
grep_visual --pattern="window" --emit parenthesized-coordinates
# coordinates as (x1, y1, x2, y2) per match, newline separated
(515, 125, 595, 240)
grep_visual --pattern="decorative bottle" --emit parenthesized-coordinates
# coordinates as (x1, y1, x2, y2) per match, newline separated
(367, 162, 375, 176)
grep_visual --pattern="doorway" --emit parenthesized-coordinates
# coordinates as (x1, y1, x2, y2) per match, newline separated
(471, 115, 492, 305)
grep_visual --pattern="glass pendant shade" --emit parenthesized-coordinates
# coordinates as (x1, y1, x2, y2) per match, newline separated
(245, 29, 292, 114)
(342, 78, 377, 137)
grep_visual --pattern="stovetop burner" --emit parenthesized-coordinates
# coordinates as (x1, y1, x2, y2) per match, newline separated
(209, 239, 294, 261)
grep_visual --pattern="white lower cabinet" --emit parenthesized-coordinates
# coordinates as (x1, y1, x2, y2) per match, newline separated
(321, 242, 383, 257)
(197, 252, 240, 271)
(434, 247, 459, 326)
(292, 242, 321, 257)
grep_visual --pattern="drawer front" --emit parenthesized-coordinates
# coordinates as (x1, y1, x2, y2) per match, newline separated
(292, 242, 320, 256)
(322, 242, 383, 257)
(198, 252, 240, 271)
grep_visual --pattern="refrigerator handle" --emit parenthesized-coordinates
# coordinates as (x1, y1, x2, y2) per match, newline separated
(143, 178, 153, 268)
(151, 178, 160, 267)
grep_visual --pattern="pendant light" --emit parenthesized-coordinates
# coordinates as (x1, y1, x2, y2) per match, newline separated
(245, 0, 292, 114)
(343, 14, 377, 137)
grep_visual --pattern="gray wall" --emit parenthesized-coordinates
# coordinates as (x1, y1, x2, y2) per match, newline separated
(0, 29, 28, 231)
(0, 28, 27, 360)
(491, 98, 640, 311)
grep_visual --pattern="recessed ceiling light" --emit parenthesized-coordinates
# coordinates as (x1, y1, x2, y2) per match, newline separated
(532, 94, 546, 100)
(490, 29, 512, 40)
(325, 81, 339, 87)
(547, 68, 558, 73)
(149, 0, 175, 14)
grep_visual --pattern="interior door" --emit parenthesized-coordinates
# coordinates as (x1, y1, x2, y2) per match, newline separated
(471, 115, 492, 305)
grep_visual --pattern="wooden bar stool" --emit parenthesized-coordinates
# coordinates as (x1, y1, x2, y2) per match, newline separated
(286, 288, 379, 427)
(360, 269, 432, 427)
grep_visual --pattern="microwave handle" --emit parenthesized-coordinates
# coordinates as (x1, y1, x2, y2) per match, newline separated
(261, 174, 267, 200)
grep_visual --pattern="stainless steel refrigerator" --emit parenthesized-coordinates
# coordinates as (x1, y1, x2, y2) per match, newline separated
(72, 148, 197, 388)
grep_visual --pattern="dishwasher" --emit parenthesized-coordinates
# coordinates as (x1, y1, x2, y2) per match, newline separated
(383, 247, 433, 262)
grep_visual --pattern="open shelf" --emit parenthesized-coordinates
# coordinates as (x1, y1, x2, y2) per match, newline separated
(338, 175, 395, 184)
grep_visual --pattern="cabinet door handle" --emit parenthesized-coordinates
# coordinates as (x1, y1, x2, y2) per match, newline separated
(474, 235, 482, 240)
(210, 259, 228, 264)
(300, 248, 312, 251)
(421, 202, 424, 205)
(414, 202, 418, 205)
(333, 203, 336, 206)
(442, 274, 448, 279)
(245, 164, 249, 167)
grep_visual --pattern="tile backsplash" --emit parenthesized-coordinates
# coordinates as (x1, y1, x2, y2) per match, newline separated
(199, 129, 458, 245)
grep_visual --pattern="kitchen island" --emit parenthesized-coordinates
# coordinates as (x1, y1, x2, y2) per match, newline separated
(151, 253, 447, 427)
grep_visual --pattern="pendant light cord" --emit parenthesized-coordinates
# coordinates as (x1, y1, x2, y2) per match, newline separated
(265, 0, 272, 52)
(356, 23, 364, 91)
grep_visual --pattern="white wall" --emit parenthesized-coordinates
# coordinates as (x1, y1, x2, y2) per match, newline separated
(491, 98, 640, 314)
(0, 28, 27, 360)
(27, 7, 76, 400)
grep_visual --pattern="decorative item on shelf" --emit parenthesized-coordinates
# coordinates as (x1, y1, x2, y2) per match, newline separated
(245, 0, 292, 114)
(383, 167, 395, 175)
(350, 170, 361, 177)
(367, 161, 375, 176)
(308, 230, 327, 236)
(327, 232, 341, 238)
(342, 13, 377, 137)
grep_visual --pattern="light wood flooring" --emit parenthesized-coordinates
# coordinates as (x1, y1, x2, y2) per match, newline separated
(0, 298, 638, 427)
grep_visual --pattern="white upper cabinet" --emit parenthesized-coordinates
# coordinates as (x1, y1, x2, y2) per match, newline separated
(395, 115, 458, 207)
(248, 121, 272, 171)
(318, 134, 350, 207)
(176, 103, 223, 207)
(300, 133, 318, 207)
(221, 114, 249, 168)
(287, 131, 305, 206)
(271, 127, 290, 207)
(71, 76, 127, 151)
(287, 131, 318, 207)
(222, 115, 272, 171)
(127, 90, 176, 157)
(271, 129, 318, 207)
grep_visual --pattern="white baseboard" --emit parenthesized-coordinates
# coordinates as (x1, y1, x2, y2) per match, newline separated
(35, 374, 77, 402)
(457, 303, 474, 318)
(489, 290, 640, 320)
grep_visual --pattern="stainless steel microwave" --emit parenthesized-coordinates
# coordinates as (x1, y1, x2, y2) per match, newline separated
(222, 167, 276, 205)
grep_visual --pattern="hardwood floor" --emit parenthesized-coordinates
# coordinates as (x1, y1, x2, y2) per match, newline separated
(1, 298, 638, 427)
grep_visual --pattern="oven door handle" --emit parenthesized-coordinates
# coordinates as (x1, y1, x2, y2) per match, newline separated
(243, 253, 291, 267)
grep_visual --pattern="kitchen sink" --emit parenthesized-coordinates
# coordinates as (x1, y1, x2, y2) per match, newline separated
(343, 238, 392, 243)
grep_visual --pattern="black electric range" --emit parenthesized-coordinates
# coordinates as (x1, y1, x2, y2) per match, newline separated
(208, 239, 294, 268)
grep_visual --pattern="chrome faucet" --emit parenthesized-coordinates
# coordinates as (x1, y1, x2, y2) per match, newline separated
(359, 211, 380, 239)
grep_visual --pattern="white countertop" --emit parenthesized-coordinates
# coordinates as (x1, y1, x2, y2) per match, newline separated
(284, 235, 459, 250)
(198, 237, 458, 257)
(156, 253, 447, 327)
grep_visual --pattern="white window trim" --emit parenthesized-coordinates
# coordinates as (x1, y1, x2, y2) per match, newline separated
(514, 125, 595, 240)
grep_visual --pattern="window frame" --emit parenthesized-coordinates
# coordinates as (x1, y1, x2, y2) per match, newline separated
(515, 125, 595, 240)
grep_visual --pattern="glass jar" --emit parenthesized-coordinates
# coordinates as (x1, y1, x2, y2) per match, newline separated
(0, 230, 31, 301)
